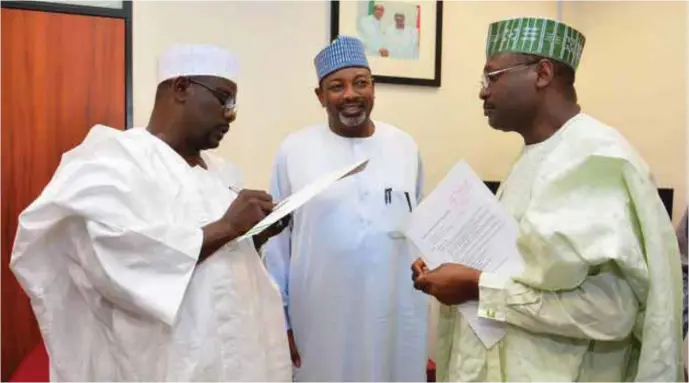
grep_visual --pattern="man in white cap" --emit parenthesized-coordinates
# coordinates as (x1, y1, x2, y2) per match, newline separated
(10, 44, 292, 381)
(412, 17, 684, 381)
(263, 36, 429, 382)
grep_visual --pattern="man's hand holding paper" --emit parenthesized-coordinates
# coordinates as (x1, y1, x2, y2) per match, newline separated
(403, 161, 523, 275)
(222, 189, 276, 237)
(404, 160, 524, 348)
(201, 189, 289, 261)
(411, 258, 481, 306)
(253, 214, 292, 250)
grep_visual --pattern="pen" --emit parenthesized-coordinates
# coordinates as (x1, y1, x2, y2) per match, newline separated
(404, 192, 412, 212)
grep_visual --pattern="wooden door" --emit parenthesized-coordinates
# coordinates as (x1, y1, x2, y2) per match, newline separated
(1, 7, 127, 380)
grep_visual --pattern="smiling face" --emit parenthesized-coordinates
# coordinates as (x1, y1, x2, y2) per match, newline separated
(174, 75, 238, 150)
(315, 66, 375, 137)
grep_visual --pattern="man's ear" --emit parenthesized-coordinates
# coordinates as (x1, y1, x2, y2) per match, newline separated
(171, 76, 192, 103)
(535, 59, 555, 89)
(314, 86, 326, 108)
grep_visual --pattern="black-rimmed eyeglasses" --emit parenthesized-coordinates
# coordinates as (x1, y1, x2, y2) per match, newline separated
(188, 78, 237, 113)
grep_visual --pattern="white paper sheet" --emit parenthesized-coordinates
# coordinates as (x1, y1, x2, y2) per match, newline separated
(237, 159, 369, 242)
(404, 160, 523, 348)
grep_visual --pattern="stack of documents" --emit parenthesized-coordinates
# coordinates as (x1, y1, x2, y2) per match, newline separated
(403, 161, 524, 348)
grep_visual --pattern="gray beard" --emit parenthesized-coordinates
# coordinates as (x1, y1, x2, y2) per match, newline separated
(338, 112, 367, 128)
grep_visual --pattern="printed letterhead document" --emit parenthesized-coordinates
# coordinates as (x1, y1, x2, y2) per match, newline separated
(237, 159, 369, 242)
(403, 160, 523, 348)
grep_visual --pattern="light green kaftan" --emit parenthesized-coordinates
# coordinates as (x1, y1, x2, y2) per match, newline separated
(435, 113, 684, 382)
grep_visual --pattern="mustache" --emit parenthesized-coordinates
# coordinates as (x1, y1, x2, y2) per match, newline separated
(483, 102, 495, 109)
(338, 101, 365, 109)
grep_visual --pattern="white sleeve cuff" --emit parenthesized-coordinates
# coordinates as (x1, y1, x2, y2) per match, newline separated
(477, 271, 510, 322)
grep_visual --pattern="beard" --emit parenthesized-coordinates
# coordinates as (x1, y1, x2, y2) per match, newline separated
(338, 111, 367, 127)
(336, 100, 369, 127)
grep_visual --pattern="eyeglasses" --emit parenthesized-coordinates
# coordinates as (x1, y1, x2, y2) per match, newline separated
(188, 79, 237, 113)
(481, 61, 540, 90)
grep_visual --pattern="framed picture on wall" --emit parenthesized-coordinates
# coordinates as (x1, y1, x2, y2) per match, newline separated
(330, 0, 443, 87)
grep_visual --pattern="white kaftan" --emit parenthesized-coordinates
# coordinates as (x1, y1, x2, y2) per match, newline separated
(384, 26, 419, 60)
(10, 125, 291, 382)
(358, 15, 387, 56)
(263, 122, 429, 382)
(435, 113, 684, 381)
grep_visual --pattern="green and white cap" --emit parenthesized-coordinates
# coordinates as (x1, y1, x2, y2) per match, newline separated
(486, 17, 586, 70)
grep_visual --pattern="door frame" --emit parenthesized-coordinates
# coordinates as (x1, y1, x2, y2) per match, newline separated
(2, 0, 133, 129)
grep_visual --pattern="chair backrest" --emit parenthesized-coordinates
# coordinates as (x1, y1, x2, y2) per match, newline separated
(9, 341, 48, 382)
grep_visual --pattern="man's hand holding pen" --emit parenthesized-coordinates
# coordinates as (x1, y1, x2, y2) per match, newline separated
(226, 185, 291, 250)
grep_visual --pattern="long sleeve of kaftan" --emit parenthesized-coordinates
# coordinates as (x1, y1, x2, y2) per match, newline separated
(477, 267, 638, 340)
(475, 155, 648, 342)
(11, 151, 202, 327)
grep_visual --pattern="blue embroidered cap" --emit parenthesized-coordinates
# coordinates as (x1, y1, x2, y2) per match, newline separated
(314, 36, 370, 83)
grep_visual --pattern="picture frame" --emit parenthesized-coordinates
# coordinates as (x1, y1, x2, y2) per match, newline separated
(330, 0, 443, 87)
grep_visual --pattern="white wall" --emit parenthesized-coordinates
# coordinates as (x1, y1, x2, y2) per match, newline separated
(135, 1, 686, 222)
(133, 1, 556, 192)
(134, 1, 330, 183)
(563, 0, 687, 222)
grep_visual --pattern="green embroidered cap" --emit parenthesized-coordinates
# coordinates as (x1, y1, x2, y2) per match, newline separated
(486, 17, 586, 70)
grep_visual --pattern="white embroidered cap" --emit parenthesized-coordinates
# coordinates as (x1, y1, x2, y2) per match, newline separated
(157, 44, 239, 84)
